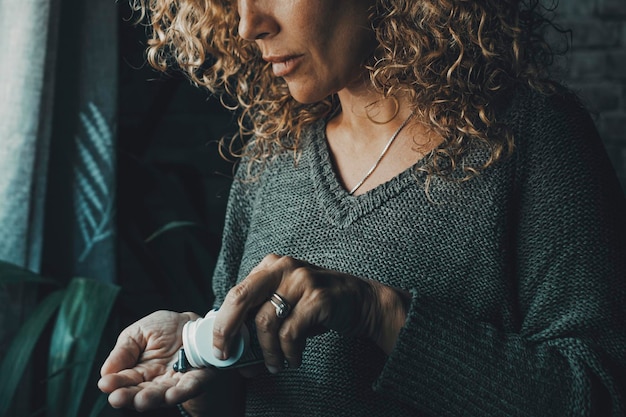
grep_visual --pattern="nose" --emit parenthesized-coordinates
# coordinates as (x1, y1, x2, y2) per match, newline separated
(237, 0, 278, 41)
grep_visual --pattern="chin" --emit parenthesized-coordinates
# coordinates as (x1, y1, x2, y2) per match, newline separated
(285, 82, 332, 105)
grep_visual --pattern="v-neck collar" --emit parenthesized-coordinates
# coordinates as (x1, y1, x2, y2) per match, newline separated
(305, 119, 430, 228)
(297, 87, 517, 228)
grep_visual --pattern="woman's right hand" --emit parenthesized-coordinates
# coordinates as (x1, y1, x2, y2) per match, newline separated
(98, 310, 217, 412)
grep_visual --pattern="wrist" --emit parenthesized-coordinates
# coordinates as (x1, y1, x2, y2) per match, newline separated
(178, 399, 208, 417)
(177, 392, 212, 417)
(177, 371, 245, 417)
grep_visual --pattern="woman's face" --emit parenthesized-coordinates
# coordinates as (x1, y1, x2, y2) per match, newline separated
(237, 0, 377, 104)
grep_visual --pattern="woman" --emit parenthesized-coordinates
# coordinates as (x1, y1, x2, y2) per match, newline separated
(99, 0, 626, 416)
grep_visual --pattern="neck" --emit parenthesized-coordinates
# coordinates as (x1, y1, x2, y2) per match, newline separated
(331, 84, 414, 146)
(324, 79, 442, 196)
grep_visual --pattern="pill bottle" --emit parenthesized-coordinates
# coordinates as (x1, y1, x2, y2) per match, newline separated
(182, 309, 264, 369)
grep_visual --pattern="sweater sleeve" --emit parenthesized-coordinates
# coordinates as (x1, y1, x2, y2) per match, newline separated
(373, 91, 626, 416)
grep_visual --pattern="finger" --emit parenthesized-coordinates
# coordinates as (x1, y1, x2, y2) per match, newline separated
(107, 385, 143, 409)
(100, 328, 144, 376)
(164, 368, 216, 405)
(254, 301, 285, 373)
(133, 380, 173, 412)
(213, 254, 288, 358)
(248, 253, 281, 275)
(279, 299, 319, 369)
(106, 368, 210, 411)
(98, 368, 145, 393)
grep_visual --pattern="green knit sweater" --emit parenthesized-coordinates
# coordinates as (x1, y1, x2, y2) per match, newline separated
(211, 86, 626, 416)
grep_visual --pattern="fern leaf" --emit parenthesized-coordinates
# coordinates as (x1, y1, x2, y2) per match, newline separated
(73, 102, 115, 262)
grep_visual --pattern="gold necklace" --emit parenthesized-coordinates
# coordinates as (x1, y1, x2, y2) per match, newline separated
(348, 111, 414, 195)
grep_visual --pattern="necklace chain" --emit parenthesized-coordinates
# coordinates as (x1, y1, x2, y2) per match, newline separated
(348, 111, 414, 195)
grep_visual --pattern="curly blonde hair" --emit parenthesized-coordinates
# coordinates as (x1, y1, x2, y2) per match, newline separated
(130, 0, 560, 179)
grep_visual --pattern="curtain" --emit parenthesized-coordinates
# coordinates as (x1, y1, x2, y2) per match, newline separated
(0, 0, 117, 376)
(0, 1, 58, 271)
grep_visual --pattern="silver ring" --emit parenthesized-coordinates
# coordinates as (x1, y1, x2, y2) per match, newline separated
(269, 292, 291, 319)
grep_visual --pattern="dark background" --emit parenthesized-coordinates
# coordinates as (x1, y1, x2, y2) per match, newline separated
(550, 1, 626, 191)
(116, 3, 235, 321)
(112, 4, 237, 415)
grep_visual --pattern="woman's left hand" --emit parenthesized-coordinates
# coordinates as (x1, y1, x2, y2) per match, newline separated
(212, 254, 410, 374)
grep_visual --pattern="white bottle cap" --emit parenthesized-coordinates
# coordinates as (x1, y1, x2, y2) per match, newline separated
(182, 309, 248, 368)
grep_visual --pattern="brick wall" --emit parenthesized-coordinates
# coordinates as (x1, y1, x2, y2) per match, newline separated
(551, 0, 626, 192)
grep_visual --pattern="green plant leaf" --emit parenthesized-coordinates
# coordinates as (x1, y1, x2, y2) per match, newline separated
(75, 102, 115, 262)
(0, 289, 65, 417)
(46, 278, 119, 417)
(87, 393, 109, 417)
(144, 220, 202, 243)
(0, 260, 59, 285)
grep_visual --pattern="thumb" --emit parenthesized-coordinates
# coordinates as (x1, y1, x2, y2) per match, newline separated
(100, 327, 145, 376)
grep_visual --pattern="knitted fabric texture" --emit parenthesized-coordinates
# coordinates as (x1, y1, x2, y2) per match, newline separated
(211, 86, 626, 417)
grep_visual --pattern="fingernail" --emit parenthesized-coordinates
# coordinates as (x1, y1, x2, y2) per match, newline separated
(213, 346, 225, 360)
(266, 364, 280, 374)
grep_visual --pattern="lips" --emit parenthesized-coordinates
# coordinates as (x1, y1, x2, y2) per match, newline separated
(263, 54, 303, 77)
